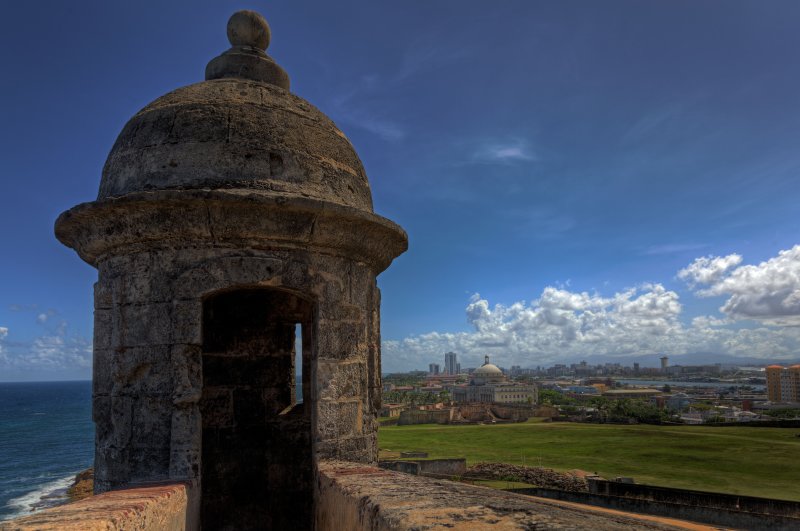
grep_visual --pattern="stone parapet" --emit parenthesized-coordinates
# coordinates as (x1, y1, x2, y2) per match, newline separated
(0, 484, 189, 531)
(316, 460, 711, 530)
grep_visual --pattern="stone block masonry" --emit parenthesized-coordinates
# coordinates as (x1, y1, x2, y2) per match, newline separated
(0, 484, 189, 531)
(2, 469, 724, 531)
(316, 460, 711, 530)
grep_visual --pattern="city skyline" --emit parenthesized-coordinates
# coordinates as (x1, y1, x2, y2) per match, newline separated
(414, 350, 776, 376)
(2, 1, 800, 380)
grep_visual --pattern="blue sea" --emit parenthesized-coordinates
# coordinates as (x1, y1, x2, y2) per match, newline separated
(0, 381, 94, 521)
(0, 379, 305, 521)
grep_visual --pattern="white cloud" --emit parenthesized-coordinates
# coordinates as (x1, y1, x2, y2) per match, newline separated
(678, 253, 743, 289)
(27, 335, 92, 369)
(37, 313, 48, 324)
(383, 274, 800, 372)
(0, 326, 7, 362)
(388, 285, 665, 370)
(0, 327, 7, 365)
(472, 139, 536, 164)
(0, 317, 92, 378)
(680, 245, 800, 325)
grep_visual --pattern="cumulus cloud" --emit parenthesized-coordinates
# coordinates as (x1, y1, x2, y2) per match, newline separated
(383, 273, 800, 372)
(27, 335, 92, 369)
(387, 285, 671, 370)
(678, 254, 743, 289)
(381, 246, 800, 371)
(0, 317, 92, 379)
(680, 245, 800, 325)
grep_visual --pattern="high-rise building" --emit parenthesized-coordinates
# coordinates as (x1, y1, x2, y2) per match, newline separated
(660, 356, 669, 371)
(429, 363, 440, 375)
(444, 352, 458, 375)
(766, 365, 800, 402)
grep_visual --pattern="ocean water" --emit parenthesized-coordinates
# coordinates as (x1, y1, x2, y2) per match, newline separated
(0, 381, 94, 521)
(0, 378, 305, 521)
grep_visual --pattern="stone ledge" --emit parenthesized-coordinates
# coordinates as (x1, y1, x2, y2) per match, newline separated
(0, 484, 188, 531)
(54, 190, 407, 272)
(316, 460, 710, 530)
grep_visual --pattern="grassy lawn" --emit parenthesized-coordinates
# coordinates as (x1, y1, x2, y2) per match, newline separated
(378, 420, 800, 501)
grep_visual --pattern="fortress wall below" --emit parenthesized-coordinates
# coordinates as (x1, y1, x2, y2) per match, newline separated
(315, 460, 700, 530)
(5, 461, 752, 530)
(0, 483, 189, 531)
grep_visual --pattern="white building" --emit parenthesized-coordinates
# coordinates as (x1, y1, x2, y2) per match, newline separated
(453, 356, 537, 405)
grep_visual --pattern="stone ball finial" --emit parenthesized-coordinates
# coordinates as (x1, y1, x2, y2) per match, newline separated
(227, 10, 271, 50)
(206, 10, 289, 89)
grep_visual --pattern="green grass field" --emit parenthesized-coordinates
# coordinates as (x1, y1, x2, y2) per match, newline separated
(378, 420, 800, 501)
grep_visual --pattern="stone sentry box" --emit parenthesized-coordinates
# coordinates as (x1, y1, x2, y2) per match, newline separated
(54, 10, 406, 530)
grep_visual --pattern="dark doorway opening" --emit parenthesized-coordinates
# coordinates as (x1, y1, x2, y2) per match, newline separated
(200, 288, 313, 530)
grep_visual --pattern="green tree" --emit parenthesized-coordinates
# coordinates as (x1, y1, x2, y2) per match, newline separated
(538, 389, 562, 405)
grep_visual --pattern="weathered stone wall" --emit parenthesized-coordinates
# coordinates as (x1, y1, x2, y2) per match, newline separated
(396, 408, 452, 425)
(0, 484, 189, 531)
(378, 461, 421, 475)
(489, 404, 534, 422)
(416, 458, 467, 477)
(315, 460, 698, 530)
(455, 403, 533, 422)
(588, 478, 800, 517)
(380, 458, 467, 478)
(511, 487, 800, 530)
(90, 245, 383, 527)
(455, 403, 493, 421)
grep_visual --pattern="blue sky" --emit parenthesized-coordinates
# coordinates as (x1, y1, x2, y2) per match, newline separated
(2, 1, 800, 380)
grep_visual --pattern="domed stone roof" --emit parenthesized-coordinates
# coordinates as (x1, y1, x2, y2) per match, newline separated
(474, 364, 502, 376)
(474, 356, 503, 377)
(55, 10, 407, 271)
(97, 10, 373, 213)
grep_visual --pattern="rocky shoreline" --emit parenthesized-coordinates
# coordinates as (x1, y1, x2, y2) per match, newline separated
(66, 469, 93, 502)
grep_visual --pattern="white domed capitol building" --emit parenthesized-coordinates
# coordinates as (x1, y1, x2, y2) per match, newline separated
(453, 356, 538, 404)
